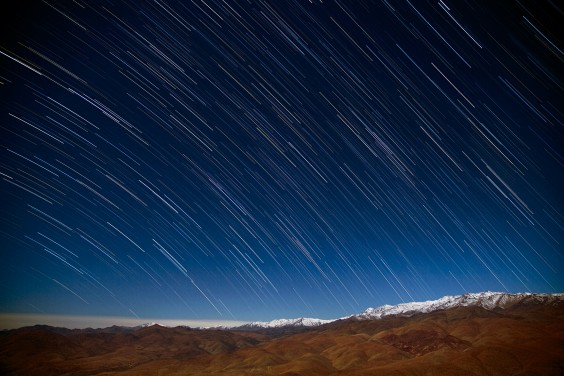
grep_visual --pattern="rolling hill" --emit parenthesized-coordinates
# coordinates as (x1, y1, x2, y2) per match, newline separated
(1, 292, 563, 375)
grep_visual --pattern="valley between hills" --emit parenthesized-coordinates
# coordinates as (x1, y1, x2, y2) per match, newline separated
(1, 294, 563, 375)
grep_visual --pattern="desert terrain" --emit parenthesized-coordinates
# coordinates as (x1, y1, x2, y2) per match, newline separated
(1, 302, 563, 375)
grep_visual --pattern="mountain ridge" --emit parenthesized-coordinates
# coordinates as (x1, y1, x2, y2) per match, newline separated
(2, 294, 563, 375)
(235, 291, 563, 329)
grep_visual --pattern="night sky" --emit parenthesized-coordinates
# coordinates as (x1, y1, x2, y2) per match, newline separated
(0, 0, 562, 324)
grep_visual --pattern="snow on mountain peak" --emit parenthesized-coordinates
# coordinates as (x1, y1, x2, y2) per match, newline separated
(138, 322, 163, 328)
(357, 291, 562, 319)
(233, 292, 563, 329)
(241, 317, 335, 329)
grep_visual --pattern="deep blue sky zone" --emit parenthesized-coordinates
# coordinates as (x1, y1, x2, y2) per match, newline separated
(0, 0, 562, 321)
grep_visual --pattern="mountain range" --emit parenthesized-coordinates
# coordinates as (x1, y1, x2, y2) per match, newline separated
(238, 291, 563, 328)
(1, 291, 563, 375)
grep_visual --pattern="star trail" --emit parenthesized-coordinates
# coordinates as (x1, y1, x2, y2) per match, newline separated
(0, 0, 562, 323)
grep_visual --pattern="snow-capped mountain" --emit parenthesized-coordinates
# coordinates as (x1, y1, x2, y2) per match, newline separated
(238, 317, 335, 329)
(137, 322, 161, 328)
(356, 291, 564, 319)
(236, 292, 563, 329)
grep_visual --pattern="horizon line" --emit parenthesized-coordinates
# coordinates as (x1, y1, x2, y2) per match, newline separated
(0, 313, 249, 330)
(3, 291, 560, 330)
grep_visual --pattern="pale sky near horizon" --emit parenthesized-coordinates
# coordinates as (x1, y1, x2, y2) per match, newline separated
(0, 313, 248, 330)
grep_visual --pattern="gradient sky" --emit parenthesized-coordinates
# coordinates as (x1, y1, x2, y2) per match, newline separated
(0, 0, 562, 325)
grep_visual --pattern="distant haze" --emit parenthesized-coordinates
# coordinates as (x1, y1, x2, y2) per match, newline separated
(0, 313, 248, 330)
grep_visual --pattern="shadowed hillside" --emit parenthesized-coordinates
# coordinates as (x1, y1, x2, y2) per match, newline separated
(1, 303, 563, 375)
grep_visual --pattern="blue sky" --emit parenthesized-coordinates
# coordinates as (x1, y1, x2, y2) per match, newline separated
(0, 0, 562, 326)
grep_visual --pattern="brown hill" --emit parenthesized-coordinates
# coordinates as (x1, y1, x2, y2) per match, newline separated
(0, 325, 266, 375)
(1, 303, 563, 375)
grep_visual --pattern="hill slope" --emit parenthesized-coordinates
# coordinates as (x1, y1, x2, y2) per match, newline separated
(1, 293, 563, 375)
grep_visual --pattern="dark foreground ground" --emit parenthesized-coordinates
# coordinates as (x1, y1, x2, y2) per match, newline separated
(1, 302, 563, 375)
